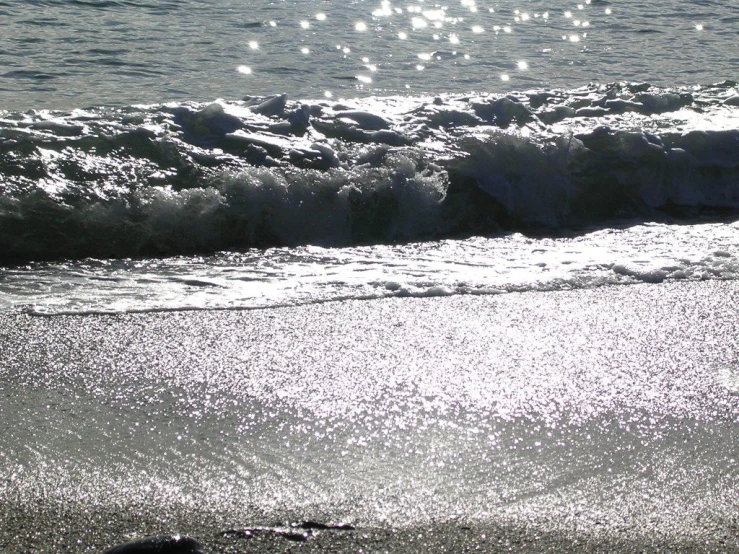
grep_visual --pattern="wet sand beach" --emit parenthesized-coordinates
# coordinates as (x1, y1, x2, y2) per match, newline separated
(2, 281, 739, 553)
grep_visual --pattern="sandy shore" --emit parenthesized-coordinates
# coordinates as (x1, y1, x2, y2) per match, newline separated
(1, 501, 737, 553)
(2, 281, 739, 552)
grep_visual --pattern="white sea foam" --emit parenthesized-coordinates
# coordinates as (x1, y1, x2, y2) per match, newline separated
(5, 221, 739, 316)
(1, 83, 739, 263)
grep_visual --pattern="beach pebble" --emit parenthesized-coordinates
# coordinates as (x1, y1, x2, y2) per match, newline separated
(103, 535, 203, 554)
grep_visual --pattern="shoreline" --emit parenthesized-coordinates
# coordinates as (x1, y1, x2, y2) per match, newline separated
(2, 282, 739, 552)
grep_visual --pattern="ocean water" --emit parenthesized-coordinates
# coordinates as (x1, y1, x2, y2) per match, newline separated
(1, 0, 739, 314)
(2, 0, 739, 551)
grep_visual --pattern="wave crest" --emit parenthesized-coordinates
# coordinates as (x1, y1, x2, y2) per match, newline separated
(1, 82, 738, 261)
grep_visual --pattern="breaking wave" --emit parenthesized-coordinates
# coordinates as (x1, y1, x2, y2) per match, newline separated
(1, 81, 738, 262)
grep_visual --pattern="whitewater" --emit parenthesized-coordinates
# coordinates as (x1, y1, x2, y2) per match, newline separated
(2, 1, 739, 553)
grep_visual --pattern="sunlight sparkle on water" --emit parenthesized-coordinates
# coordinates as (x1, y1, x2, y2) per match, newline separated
(372, 2, 393, 17)
(423, 9, 446, 21)
(412, 17, 428, 29)
(22, 0, 733, 114)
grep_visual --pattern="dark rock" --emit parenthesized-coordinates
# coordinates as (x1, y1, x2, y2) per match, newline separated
(103, 535, 203, 554)
(295, 521, 356, 531)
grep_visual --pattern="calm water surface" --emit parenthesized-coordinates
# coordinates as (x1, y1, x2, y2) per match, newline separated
(1, 0, 737, 109)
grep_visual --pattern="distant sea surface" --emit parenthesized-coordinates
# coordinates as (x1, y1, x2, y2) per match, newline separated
(1, 0, 737, 109)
